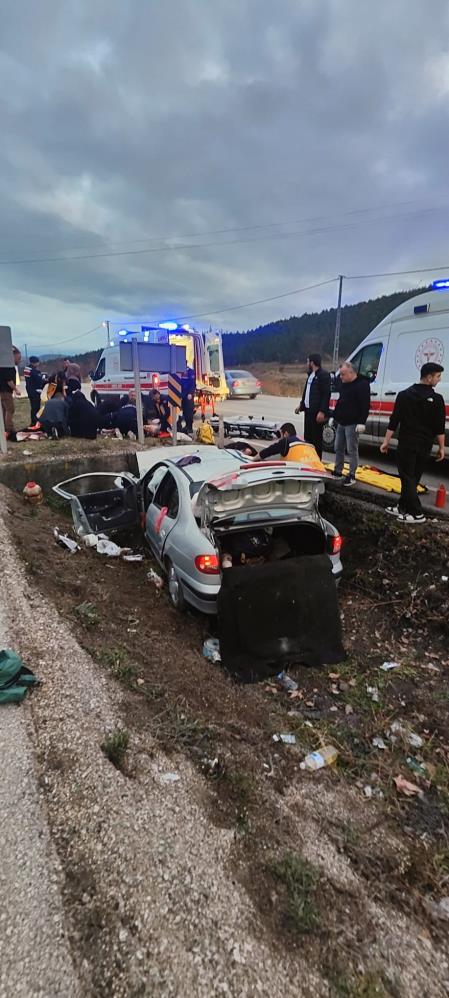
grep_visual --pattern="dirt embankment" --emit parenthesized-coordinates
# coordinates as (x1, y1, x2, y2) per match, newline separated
(3, 485, 449, 997)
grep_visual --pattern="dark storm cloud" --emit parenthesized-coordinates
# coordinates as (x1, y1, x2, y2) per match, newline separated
(1, 0, 449, 348)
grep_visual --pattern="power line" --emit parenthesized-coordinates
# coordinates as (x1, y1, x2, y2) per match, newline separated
(346, 264, 449, 280)
(0, 197, 443, 259)
(0, 205, 446, 268)
(56, 324, 103, 347)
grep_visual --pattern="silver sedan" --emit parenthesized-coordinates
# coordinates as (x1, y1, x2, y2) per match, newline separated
(225, 369, 262, 399)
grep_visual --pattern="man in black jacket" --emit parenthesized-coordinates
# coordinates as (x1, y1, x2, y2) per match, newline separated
(295, 353, 331, 458)
(25, 356, 46, 426)
(380, 362, 445, 523)
(333, 362, 371, 485)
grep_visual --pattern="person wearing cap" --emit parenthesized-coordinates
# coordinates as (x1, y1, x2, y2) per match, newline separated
(24, 356, 46, 427)
(380, 362, 445, 524)
(295, 353, 331, 459)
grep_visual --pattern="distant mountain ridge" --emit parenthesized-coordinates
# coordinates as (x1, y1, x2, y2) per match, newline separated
(222, 286, 427, 366)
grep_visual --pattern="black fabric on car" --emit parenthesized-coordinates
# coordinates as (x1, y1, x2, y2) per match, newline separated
(217, 554, 346, 683)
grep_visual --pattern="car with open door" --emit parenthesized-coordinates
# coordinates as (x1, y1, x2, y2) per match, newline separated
(54, 446, 343, 615)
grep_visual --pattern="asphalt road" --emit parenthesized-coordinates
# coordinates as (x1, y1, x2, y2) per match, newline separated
(215, 393, 448, 507)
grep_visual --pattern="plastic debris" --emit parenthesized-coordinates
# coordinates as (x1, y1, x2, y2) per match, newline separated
(366, 685, 380, 703)
(275, 671, 298, 693)
(272, 733, 296, 745)
(23, 481, 43, 505)
(437, 898, 449, 919)
(203, 638, 221, 664)
(408, 732, 423, 749)
(372, 736, 387, 750)
(406, 757, 427, 778)
(147, 569, 164, 589)
(393, 774, 423, 797)
(345, 704, 354, 715)
(380, 661, 400, 671)
(364, 785, 373, 798)
(301, 745, 338, 771)
(96, 537, 123, 557)
(53, 528, 79, 554)
(442, 575, 448, 583)
(160, 772, 181, 784)
(122, 553, 144, 562)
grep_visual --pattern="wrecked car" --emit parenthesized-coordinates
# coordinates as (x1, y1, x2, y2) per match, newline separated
(53, 445, 343, 615)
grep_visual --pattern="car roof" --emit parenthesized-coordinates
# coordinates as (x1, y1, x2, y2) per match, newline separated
(165, 446, 247, 483)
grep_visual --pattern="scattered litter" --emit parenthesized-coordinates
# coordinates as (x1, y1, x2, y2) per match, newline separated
(272, 733, 296, 745)
(329, 705, 339, 712)
(288, 689, 304, 701)
(301, 745, 338, 771)
(22, 450, 32, 456)
(345, 704, 354, 715)
(372, 736, 387, 750)
(366, 685, 380, 703)
(364, 785, 373, 798)
(147, 569, 164, 590)
(96, 537, 123, 557)
(23, 481, 43, 505)
(328, 672, 340, 680)
(437, 898, 449, 920)
(275, 671, 298, 693)
(122, 553, 144, 562)
(393, 774, 423, 798)
(442, 576, 448, 583)
(380, 660, 400, 671)
(53, 528, 79, 554)
(406, 757, 427, 778)
(82, 533, 98, 548)
(202, 756, 220, 776)
(364, 784, 384, 800)
(136, 678, 145, 686)
(203, 638, 221, 664)
(160, 772, 181, 784)
(408, 732, 423, 749)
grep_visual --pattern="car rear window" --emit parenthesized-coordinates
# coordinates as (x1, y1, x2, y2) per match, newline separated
(228, 370, 251, 378)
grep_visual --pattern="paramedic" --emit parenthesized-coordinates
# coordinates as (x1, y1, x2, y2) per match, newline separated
(332, 362, 371, 486)
(380, 362, 445, 523)
(181, 367, 195, 434)
(259, 423, 304, 461)
(146, 389, 170, 432)
(295, 354, 331, 459)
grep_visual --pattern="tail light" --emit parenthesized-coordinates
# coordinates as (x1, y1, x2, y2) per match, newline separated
(328, 533, 343, 555)
(232, 380, 241, 387)
(152, 373, 159, 387)
(195, 554, 220, 574)
(256, 381, 261, 387)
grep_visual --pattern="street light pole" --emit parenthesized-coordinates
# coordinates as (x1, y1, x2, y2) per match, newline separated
(332, 275, 344, 370)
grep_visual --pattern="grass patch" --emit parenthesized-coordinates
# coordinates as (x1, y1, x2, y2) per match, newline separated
(99, 646, 138, 689)
(269, 851, 320, 933)
(328, 970, 392, 998)
(101, 727, 130, 771)
(75, 601, 100, 628)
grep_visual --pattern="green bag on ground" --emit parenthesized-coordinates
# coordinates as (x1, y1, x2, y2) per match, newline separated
(0, 649, 39, 704)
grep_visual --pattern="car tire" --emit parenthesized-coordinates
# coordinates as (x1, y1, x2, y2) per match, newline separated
(91, 389, 99, 406)
(322, 422, 336, 453)
(250, 394, 256, 399)
(165, 560, 186, 612)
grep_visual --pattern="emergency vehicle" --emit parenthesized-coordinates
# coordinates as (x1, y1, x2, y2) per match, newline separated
(89, 321, 228, 407)
(324, 282, 449, 456)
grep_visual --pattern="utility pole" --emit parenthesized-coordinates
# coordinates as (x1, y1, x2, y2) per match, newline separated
(24, 343, 28, 361)
(332, 275, 344, 370)
(131, 336, 145, 445)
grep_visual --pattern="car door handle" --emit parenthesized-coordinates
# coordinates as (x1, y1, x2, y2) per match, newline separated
(385, 391, 396, 396)
(370, 392, 378, 396)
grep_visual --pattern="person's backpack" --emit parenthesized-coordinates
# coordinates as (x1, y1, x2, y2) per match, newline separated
(196, 421, 215, 445)
(0, 650, 39, 704)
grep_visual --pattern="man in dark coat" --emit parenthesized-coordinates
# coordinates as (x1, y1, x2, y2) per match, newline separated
(25, 356, 46, 426)
(295, 353, 331, 458)
(66, 379, 98, 440)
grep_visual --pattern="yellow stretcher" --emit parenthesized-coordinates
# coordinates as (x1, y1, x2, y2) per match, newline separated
(325, 463, 427, 495)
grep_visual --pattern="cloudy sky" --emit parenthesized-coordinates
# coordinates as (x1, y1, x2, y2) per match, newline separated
(2, 0, 449, 353)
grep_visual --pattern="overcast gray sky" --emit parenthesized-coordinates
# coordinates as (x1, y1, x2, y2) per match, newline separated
(2, 0, 449, 352)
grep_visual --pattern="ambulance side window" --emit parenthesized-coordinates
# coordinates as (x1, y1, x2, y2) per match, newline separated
(350, 343, 382, 382)
(93, 357, 106, 381)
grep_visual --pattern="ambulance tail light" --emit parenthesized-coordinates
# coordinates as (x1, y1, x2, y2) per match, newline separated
(195, 554, 220, 574)
(328, 533, 343, 555)
(152, 373, 160, 388)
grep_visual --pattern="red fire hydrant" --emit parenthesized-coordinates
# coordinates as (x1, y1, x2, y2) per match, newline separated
(435, 483, 447, 509)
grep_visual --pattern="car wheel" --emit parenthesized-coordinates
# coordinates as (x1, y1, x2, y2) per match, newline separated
(322, 422, 336, 453)
(90, 389, 99, 406)
(250, 394, 256, 399)
(166, 560, 186, 612)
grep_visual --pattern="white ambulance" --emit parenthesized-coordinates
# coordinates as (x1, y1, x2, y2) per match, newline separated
(89, 321, 227, 406)
(324, 283, 449, 456)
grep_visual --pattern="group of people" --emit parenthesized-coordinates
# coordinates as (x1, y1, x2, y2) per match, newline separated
(261, 352, 445, 524)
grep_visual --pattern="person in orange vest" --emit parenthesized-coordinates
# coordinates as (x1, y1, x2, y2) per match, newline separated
(259, 422, 326, 471)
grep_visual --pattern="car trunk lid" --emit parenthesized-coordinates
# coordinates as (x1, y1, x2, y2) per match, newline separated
(196, 462, 327, 527)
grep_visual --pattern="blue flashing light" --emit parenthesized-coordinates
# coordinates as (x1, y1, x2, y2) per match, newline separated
(118, 328, 128, 336)
(181, 323, 191, 331)
(159, 321, 178, 331)
(432, 279, 449, 291)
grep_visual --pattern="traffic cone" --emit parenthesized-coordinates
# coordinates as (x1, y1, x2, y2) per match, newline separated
(435, 483, 447, 509)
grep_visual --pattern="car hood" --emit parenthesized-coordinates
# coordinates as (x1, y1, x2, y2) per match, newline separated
(196, 462, 327, 525)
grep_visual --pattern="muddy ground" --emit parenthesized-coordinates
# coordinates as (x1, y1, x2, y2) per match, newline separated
(5, 485, 449, 996)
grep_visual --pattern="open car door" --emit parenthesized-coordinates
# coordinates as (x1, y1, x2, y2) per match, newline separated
(53, 472, 139, 537)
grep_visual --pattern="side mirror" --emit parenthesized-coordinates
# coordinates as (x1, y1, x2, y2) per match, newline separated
(89, 370, 95, 380)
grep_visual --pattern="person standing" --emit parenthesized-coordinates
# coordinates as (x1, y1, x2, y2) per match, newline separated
(332, 362, 371, 486)
(181, 367, 196, 434)
(63, 358, 82, 382)
(0, 346, 21, 442)
(380, 362, 445, 523)
(295, 353, 331, 459)
(25, 356, 46, 426)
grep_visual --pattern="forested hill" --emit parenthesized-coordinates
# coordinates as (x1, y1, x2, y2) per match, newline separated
(222, 286, 426, 366)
